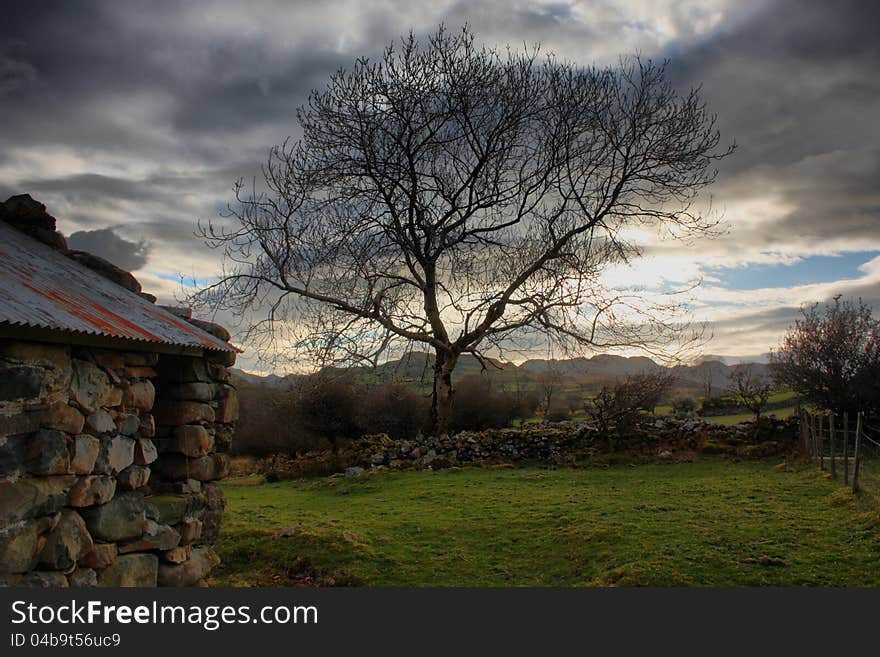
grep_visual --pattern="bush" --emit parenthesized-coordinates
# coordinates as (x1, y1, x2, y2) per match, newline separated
(356, 382, 430, 439)
(451, 374, 540, 431)
(291, 375, 362, 451)
(233, 382, 314, 456)
(587, 371, 675, 435)
(671, 396, 697, 418)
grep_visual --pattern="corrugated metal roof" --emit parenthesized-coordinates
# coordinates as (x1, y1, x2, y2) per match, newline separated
(0, 221, 237, 352)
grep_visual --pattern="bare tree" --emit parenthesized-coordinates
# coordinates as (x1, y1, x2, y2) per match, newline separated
(697, 358, 724, 399)
(729, 364, 771, 422)
(194, 26, 732, 435)
(586, 370, 675, 436)
(537, 364, 564, 418)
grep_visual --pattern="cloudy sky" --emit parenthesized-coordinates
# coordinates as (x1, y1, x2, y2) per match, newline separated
(1, 0, 878, 372)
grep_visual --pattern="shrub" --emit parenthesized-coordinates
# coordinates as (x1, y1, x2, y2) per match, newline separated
(586, 371, 676, 434)
(233, 381, 316, 456)
(671, 396, 697, 418)
(356, 382, 430, 439)
(451, 374, 540, 431)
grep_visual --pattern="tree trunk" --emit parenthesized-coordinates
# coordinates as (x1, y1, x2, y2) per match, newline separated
(429, 349, 457, 436)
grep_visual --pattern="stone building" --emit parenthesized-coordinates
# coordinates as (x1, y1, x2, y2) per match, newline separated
(0, 195, 239, 587)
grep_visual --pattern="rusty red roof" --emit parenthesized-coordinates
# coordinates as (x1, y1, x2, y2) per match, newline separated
(0, 221, 237, 352)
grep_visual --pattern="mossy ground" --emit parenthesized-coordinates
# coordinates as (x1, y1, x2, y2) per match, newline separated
(213, 459, 880, 587)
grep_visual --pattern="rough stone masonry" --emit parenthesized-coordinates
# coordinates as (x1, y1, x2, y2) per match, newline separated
(0, 195, 239, 587)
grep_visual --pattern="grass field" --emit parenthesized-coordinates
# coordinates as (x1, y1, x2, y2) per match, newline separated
(213, 460, 880, 587)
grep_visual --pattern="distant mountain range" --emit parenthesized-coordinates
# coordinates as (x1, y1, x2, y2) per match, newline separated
(232, 351, 769, 396)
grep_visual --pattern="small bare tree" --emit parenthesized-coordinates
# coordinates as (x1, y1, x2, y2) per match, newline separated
(697, 358, 724, 399)
(537, 364, 564, 418)
(586, 370, 675, 435)
(729, 364, 771, 421)
(194, 26, 732, 435)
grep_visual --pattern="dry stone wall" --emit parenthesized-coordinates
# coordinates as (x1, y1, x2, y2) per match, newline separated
(0, 339, 237, 587)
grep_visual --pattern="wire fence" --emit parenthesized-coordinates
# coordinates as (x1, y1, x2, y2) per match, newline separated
(800, 409, 879, 494)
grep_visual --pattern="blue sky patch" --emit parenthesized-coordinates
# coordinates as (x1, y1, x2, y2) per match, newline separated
(155, 272, 213, 288)
(706, 251, 879, 291)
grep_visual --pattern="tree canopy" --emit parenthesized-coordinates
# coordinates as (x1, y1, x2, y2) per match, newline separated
(195, 26, 732, 434)
(771, 296, 880, 415)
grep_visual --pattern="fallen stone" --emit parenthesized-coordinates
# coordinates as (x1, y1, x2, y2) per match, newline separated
(345, 466, 364, 478)
(39, 509, 93, 571)
(157, 547, 220, 587)
(97, 553, 157, 587)
(41, 401, 85, 434)
(80, 491, 146, 542)
(123, 380, 155, 411)
(69, 434, 100, 474)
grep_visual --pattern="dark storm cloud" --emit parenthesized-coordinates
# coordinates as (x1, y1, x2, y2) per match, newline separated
(23, 173, 156, 203)
(665, 0, 880, 251)
(0, 1, 359, 166)
(67, 228, 151, 271)
(1, 0, 877, 365)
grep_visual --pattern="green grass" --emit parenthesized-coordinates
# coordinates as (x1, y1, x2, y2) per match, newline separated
(213, 460, 880, 587)
(708, 405, 798, 426)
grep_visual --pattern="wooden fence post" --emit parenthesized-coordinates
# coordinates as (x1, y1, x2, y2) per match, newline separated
(829, 412, 837, 478)
(843, 412, 850, 484)
(798, 409, 805, 454)
(852, 412, 863, 494)
(811, 412, 819, 464)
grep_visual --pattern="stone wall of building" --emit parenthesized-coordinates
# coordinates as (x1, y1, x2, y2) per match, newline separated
(0, 338, 237, 587)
